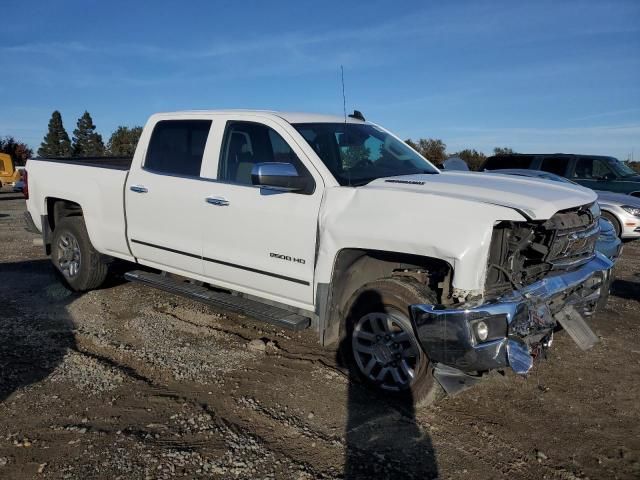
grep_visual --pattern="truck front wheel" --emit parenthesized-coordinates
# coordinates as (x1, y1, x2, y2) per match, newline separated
(51, 216, 108, 291)
(342, 277, 443, 406)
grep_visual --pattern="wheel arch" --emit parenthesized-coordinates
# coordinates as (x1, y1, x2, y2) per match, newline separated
(600, 209, 622, 237)
(44, 197, 84, 254)
(317, 248, 453, 346)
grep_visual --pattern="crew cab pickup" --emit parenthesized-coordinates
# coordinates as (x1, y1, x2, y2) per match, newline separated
(25, 110, 615, 403)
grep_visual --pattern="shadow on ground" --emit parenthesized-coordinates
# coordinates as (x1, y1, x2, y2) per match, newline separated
(0, 193, 23, 202)
(338, 291, 438, 479)
(610, 278, 640, 302)
(0, 259, 77, 401)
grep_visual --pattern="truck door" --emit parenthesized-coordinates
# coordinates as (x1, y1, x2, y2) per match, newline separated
(571, 156, 617, 192)
(125, 118, 215, 277)
(200, 118, 323, 309)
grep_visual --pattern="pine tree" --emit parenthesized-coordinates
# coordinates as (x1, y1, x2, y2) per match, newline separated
(72, 111, 105, 157)
(107, 126, 143, 156)
(38, 111, 72, 157)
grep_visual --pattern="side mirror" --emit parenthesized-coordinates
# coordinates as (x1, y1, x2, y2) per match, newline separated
(251, 163, 313, 194)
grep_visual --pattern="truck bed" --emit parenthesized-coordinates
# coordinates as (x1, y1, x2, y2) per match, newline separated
(26, 156, 133, 261)
(33, 156, 133, 171)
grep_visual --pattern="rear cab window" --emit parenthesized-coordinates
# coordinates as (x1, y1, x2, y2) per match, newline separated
(483, 155, 534, 170)
(144, 120, 212, 177)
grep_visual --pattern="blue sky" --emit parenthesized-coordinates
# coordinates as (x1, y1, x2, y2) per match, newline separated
(1, 0, 639, 159)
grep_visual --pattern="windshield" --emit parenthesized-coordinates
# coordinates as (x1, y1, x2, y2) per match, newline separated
(293, 123, 439, 186)
(606, 157, 636, 177)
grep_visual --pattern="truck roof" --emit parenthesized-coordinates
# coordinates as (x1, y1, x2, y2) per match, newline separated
(152, 110, 367, 125)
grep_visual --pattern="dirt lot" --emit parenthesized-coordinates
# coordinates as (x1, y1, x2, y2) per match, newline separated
(0, 189, 639, 479)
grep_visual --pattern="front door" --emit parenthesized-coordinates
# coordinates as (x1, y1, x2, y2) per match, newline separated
(571, 156, 616, 192)
(200, 118, 323, 309)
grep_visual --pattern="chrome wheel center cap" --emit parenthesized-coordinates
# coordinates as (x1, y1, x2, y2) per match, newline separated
(372, 343, 393, 364)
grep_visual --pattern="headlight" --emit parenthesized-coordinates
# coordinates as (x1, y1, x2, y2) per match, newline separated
(622, 205, 640, 217)
(589, 202, 601, 219)
(475, 321, 489, 341)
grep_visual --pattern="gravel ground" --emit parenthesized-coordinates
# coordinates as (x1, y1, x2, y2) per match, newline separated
(0, 188, 639, 479)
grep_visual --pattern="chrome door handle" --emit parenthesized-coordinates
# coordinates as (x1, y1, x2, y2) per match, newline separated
(130, 185, 148, 193)
(205, 196, 230, 206)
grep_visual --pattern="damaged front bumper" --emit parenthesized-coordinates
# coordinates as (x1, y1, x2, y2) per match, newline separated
(409, 253, 615, 394)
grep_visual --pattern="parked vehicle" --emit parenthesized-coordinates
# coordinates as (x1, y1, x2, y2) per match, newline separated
(482, 154, 640, 196)
(13, 179, 25, 193)
(595, 191, 640, 239)
(0, 153, 20, 188)
(491, 169, 640, 240)
(24, 110, 615, 403)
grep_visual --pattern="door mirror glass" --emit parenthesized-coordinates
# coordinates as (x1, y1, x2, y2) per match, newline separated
(251, 163, 313, 194)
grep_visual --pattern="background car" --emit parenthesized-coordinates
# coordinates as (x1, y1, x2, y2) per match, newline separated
(481, 154, 640, 197)
(12, 179, 24, 193)
(596, 190, 640, 239)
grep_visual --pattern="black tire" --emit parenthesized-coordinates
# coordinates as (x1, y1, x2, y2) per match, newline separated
(601, 211, 621, 238)
(51, 216, 108, 291)
(341, 277, 444, 407)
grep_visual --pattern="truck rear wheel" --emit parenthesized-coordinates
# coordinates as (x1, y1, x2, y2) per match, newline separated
(51, 216, 108, 291)
(342, 277, 443, 406)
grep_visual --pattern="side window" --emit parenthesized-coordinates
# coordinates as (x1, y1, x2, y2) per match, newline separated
(573, 157, 612, 179)
(145, 120, 212, 177)
(540, 157, 569, 176)
(218, 122, 311, 187)
(593, 159, 613, 179)
(483, 155, 533, 170)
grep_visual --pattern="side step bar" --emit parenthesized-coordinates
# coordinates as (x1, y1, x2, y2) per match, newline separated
(125, 270, 311, 331)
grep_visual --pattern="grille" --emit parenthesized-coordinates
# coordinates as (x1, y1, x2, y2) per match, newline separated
(485, 203, 599, 296)
(545, 208, 598, 269)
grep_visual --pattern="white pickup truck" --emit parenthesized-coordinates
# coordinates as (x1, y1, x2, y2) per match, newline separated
(25, 110, 615, 403)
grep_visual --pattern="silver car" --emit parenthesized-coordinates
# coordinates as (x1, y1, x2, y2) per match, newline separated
(595, 190, 640, 239)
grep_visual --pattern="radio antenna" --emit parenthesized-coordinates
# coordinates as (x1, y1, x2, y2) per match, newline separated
(341, 65, 347, 122)
(340, 65, 352, 186)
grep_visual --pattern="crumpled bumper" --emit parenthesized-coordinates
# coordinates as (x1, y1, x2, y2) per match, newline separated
(409, 253, 614, 385)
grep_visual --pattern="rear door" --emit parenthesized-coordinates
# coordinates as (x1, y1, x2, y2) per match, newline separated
(199, 116, 324, 309)
(125, 117, 214, 277)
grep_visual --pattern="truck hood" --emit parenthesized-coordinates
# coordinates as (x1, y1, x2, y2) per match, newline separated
(364, 171, 597, 220)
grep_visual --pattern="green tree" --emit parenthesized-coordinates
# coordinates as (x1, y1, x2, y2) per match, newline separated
(627, 161, 640, 173)
(38, 110, 72, 158)
(72, 111, 105, 157)
(341, 145, 371, 169)
(453, 149, 487, 171)
(107, 126, 143, 156)
(493, 147, 515, 156)
(405, 138, 447, 165)
(0, 136, 33, 166)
